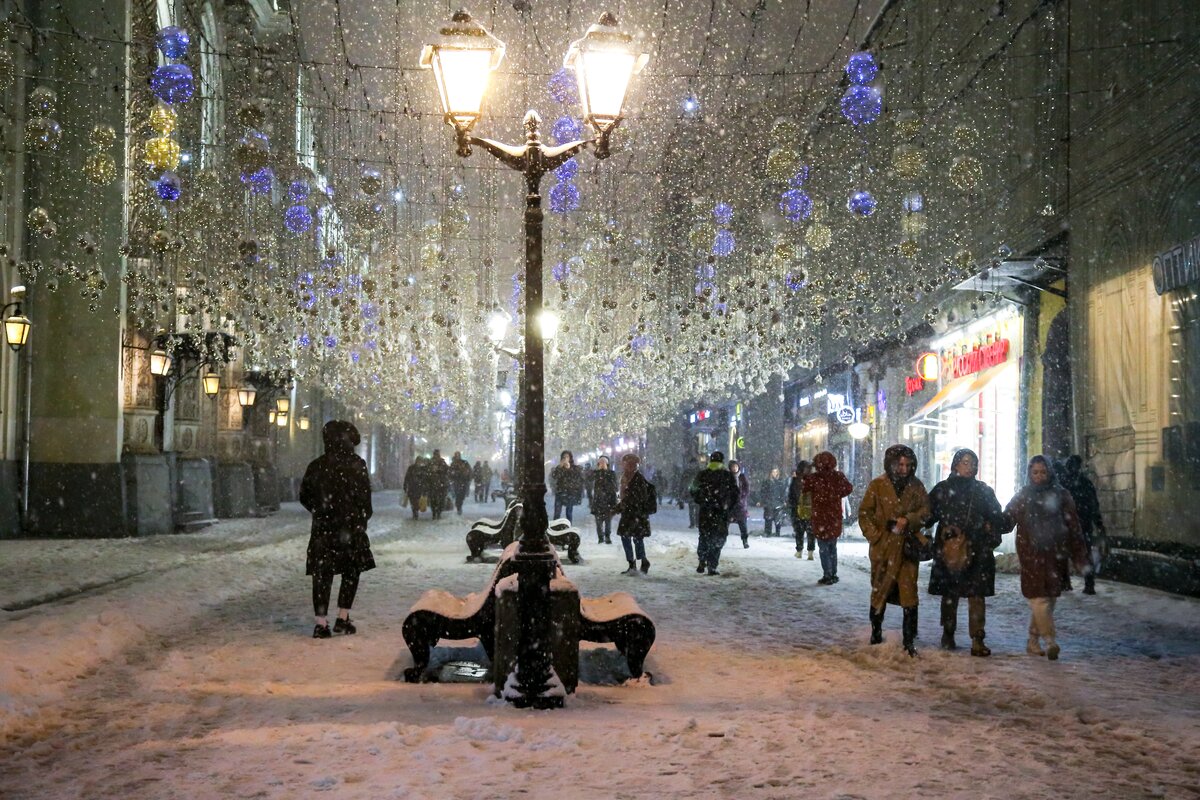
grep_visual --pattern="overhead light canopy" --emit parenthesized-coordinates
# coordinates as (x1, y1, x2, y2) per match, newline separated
(419, 10, 506, 132)
(564, 13, 648, 137)
(4, 311, 30, 352)
(201, 369, 220, 396)
(149, 348, 172, 376)
(237, 385, 257, 407)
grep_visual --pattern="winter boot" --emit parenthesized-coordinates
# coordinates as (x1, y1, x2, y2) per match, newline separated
(742, 536, 749, 549)
(794, 551, 804, 559)
(697, 563, 706, 574)
(1045, 638, 1061, 661)
(940, 625, 957, 650)
(1083, 573, 1096, 595)
(312, 624, 332, 639)
(902, 607, 919, 657)
(640, 558, 651, 574)
(807, 550, 814, 561)
(334, 617, 357, 635)
(970, 636, 991, 657)
(1026, 636, 1045, 656)
(869, 607, 884, 645)
(605, 536, 612, 544)
(623, 560, 638, 575)
(707, 568, 720, 576)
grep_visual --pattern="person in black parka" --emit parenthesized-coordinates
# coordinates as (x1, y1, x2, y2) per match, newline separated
(590, 455, 619, 545)
(926, 448, 1011, 656)
(449, 451, 472, 515)
(300, 420, 375, 638)
(689, 451, 740, 575)
(428, 449, 450, 520)
(614, 452, 655, 574)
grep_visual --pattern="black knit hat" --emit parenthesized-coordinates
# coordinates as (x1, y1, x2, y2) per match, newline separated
(709, 451, 725, 463)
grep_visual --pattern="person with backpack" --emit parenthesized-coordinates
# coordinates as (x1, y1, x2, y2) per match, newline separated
(788, 460, 814, 559)
(299, 421, 375, 639)
(690, 451, 740, 575)
(614, 452, 655, 574)
(926, 449, 1011, 656)
(803, 452, 853, 583)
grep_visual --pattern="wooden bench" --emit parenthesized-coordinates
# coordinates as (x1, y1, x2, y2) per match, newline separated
(402, 542, 655, 690)
(466, 501, 581, 563)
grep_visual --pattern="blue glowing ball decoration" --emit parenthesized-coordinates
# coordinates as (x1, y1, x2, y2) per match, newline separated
(289, 180, 310, 202)
(555, 158, 579, 182)
(297, 333, 311, 347)
(551, 260, 571, 282)
(284, 204, 313, 234)
(551, 116, 583, 145)
(156, 26, 191, 60)
(324, 335, 337, 349)
(150, 64, 194, 104)
(713, 202, 733, 226)
(840, 84, 882, 126)
(241, 167, 273, 194)
(155, 171, 181, 202)
(847, 190, 877, 217)
(789, 166, 810, 187)
(549, 182, 581, 214)
(779, 188, 813, 222)
(846, 52, 878, 85)
(548, 68, 579, 105)
(696, 263, 717, 279)
(903, 192, 924, 213)
(785, 271, 807, 292)
(712, 229, 736, 257)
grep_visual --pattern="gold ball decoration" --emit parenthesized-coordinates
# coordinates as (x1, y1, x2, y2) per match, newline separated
(235, 101, 266, 129)
(148, 104, 178, 135)
(90, 124, 117, 148)
(769, 119, 801, 148)
(419, 242, 441, 267)
(894, 113, 922, 140)
(901, 211, 928, 238)
(805, 222, 832, 252)
(144, 135, 181, 171)
(360, 169, 383, 197)
(84, 152, 117, 185)
(954, 248, 974, 271)
(150, 230, 172, 253)
(765, 147, 801, 183)
(688, 222, 716, 252)
(442, 204, 469, 237)
(951, 124, 979, 151)
(949, 155, 983, 191)
(27, 207, 51, 229)
(773, 239, 796, 262)
(898, 239, 920, 259)
(892, 143, 927, 179)
(29, 86, 57, 115)
(25, 117, 63, 152)
(233, 135, 269, 174)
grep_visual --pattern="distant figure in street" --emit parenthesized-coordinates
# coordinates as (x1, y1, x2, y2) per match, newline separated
(471, 460, 486, 502)
(925, 449, 1011, 656)
(729, 460, 751, 549)
(803, 452, 853, 583)
(1005, 455, 1090, 661)
(428, 450, 450, 520)
(758, 466, 788, 537)
(402, 457, 428, 519)
(1059, 455, 1106, 595)
(690, 451, 739, 575)
(449, 451, 472, 515)
(300, 421, 375, 639)
(788, 460, 814, 559)
(858, 445, 930, 656)
(615, 453, 656, 575)
(686, 454, 707, 528)
(549, 450, 584, 523)
(590, 455, 619, 545)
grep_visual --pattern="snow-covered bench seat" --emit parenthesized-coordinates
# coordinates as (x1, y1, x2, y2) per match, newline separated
(402, 543, 654, 687)
(465, 502, 581, 563)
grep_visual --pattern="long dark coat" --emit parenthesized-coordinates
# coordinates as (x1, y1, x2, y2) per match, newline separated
(449, 457, 472, 490)
(690, 467, 739, 527)
(428, 456, 450, 495)
(590, 468, 619, 516)
(729, 471, 751, 522)
(926, 476, 1010, 598)
(616, 471, 654, 539)
(300, 433, 375, 576)
(1005, 484, 1088, 599)
(550, 464, 585, 505)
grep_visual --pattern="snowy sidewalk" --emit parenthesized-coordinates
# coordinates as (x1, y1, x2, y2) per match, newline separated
(1, 495, 1199, 799)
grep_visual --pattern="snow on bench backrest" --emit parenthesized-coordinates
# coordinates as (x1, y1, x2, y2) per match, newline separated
(580, 592, 646, 623)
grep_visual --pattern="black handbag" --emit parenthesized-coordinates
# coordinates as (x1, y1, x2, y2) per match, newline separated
(903, 529, 933, 562)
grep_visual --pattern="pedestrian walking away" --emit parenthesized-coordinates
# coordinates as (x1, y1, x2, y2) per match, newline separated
(427, 450, 450, 520)
(549, 450, 585, 523)
(614, 453, 656, 574)
(788, 460, 814, 559)
(803, 452, 853, 583)
(758, 466, 788, 537)
(590, 455, 619, 544)
(449, 451, 472, 515)
(925, 449, 1012, 656)
(729, 460, 751, 548)
(299, 420, 375, 639)
(690, 451, 740, 575)
(1059, 454, 1107, 595)
(1005, 455, 1091, 661)
(858, 445, 930, 656)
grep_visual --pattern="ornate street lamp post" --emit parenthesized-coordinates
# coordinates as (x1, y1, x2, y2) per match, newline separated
(422, 9, 646, 709)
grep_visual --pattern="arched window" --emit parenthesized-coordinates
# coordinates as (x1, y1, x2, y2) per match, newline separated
(295, 67, 316, 172)
(199, 3, 223, 168)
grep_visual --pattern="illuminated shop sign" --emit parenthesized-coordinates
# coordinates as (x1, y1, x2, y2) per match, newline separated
(1153, 233, 1200, 296)
(943, 338, 1010, 380)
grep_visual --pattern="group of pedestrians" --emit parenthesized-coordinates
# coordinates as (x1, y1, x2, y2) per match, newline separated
(401, 451, 494, 520)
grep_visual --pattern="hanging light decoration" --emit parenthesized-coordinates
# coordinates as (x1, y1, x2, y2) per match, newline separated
(847, 190, 877, 217)
(150, 64, 195, 105)
(156, 26, 191, 59)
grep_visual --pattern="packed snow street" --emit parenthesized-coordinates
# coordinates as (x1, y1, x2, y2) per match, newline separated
(2, 498, 1198, 800)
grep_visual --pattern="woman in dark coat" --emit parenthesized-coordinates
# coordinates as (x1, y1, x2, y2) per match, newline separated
(590, 455, 619, 545)
(615, 453, 655, 574)
(926, 449, 1011, 656)
(549, 450, 584, 523)
(728, 460, 751, 549)
(758, 467, 788, 537)
(1005, 455, 1090, 661)
(300, 420, 375, 638)
(402, 457, 427, 519)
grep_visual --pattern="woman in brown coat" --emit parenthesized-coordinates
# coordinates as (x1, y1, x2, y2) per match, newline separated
(1004, 455, 1090, 660)
(858, 444, 931, 655)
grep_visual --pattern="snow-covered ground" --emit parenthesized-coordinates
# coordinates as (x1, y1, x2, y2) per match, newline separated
(1, 494, 1198, 799)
